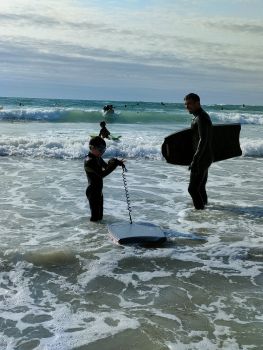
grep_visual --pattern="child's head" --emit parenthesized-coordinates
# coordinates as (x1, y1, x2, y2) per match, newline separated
(100, 121, 106, 128)
(89, 136, 106, 156)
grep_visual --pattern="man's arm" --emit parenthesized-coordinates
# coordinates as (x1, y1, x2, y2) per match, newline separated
(191, 118, 209, 168)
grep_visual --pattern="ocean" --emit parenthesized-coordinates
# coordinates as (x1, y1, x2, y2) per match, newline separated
(0, 97, 262, 350)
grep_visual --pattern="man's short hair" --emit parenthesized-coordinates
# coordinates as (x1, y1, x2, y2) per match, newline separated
(184, 93, 200, 102)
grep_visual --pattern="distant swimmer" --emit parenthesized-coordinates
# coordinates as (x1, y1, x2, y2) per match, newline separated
(184, 93, 213, 210)
(0, 105, 3, 110)
(103, 104, 114, 113)
(99, 121, 111, 139)
(161, 102, 165, 106)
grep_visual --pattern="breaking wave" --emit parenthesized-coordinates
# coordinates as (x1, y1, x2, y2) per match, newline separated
(0, 135, 262, 160)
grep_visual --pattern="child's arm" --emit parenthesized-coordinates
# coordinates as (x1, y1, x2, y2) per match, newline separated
(85, 158, 122, 178)
(101, 158, 123, 177)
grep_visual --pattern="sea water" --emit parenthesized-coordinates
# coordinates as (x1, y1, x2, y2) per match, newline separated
(0, 97, 262, 350)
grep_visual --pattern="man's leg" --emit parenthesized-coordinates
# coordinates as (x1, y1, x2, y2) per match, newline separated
(200, 169, 208, 205)
(188, 169, 208, 210)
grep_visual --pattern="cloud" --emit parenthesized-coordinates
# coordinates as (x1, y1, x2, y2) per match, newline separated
(0, 0, 262, 102)
(1, 35, 261, 90)
(0, 12, 115, 33)
(203, 20, 263, 35)
(1, 2, 261, 60)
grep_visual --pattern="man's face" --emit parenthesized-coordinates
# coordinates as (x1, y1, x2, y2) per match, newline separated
(184, 99, 200, 114)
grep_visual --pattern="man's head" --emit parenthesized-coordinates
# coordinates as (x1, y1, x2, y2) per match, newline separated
(184, 93, 201, 114)
(100, 121, 106, 128)
(89, 136, 106, 156)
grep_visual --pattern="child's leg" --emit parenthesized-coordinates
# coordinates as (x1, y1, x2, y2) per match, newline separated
(89, 197, 101, 221)
(86, 188, 103, 221)
(98, 194, 103, 220)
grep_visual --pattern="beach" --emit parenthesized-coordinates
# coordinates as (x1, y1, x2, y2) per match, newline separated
(0, 97, 263, 349)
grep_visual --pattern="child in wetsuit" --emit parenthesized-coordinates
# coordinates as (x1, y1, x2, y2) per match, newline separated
(99, 121, 111, 139)
(84, 136, 124, 222)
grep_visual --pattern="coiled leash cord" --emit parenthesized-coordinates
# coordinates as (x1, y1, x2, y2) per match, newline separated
(121, 164, 133, 224)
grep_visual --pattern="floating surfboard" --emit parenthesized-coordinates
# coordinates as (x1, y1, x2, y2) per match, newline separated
(162, 123, 242, 166)
(108, 222, 166, 245)
(110, 135, 122, 141)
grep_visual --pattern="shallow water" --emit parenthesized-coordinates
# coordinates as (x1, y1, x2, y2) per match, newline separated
(1, 153, 262, 349)
(0, 98, 263, 349)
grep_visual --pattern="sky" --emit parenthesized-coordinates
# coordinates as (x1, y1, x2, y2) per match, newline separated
(0, 0, 263, 104)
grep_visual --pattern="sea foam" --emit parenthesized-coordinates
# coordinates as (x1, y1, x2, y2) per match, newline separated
(241, 138, 263, 157)
(0, 135, 262, 159)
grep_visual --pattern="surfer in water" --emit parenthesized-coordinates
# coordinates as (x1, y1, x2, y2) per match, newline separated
(103, 104, 114, 113)
(99, 121, 111, 139)
(184, 93, 213, 210)
(84, 136, 124, 222)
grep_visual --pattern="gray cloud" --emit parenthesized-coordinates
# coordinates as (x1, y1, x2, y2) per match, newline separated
(1, 26, 262, 86)
(0, 12, 115, 33)
(203, 20, 263, 35)
(1, 9, 262, 74)
(0, 36, 261, 87)
(1, 36, 262, 104)
(1, 2, 262, 103)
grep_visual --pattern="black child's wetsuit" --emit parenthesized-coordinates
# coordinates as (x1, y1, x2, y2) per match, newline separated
(84, 152, 120, 221)
(99, 127, 111, 139)
(189, 108, 213, 209)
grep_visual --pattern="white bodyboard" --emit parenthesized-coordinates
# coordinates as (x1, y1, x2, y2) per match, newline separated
(108, 222, 166, 245)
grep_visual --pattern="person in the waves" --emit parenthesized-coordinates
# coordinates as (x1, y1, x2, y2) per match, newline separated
(99, 121, 111, 139)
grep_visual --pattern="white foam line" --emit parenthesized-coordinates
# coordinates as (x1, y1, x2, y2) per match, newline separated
(166, 325, 245, 350)
(150, 308, 182, 327)
(39, 304, 140, 350)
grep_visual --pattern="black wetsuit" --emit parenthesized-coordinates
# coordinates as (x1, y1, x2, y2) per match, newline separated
(84, 153, 120, 221)
(189, 108, 213, 209)
(99, 127, 111, 139)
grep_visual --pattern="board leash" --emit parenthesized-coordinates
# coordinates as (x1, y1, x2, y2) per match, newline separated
(121, 164, 133, 224)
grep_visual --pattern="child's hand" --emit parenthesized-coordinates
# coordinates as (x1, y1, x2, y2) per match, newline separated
(116, 158, 125, 166)
(109, 158, 126, 167)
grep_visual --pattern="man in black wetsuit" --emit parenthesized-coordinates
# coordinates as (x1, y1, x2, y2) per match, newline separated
(84, 136, 124, 221)
(184, 93, 213, 210)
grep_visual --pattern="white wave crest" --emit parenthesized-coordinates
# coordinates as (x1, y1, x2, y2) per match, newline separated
(241, 138, 263, 157)
(212, 112, 263, 125)
(0, 136, 162, 160)
(0, 134, 262, 160)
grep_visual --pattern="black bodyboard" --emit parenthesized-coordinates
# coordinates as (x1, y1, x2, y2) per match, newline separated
(162, 123, 242, 166)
